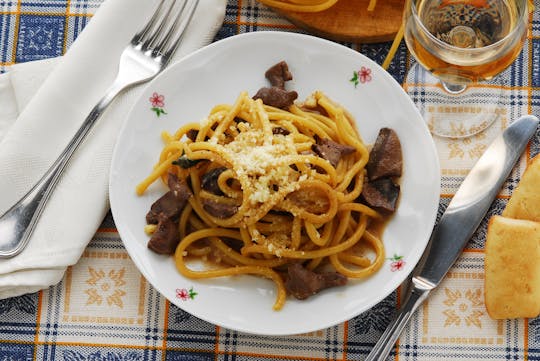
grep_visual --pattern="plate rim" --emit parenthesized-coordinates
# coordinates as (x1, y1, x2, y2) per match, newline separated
(109, 31, 441, 335)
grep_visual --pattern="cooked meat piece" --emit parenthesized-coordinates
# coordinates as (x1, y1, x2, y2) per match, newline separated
(253, 87, 298, 110)
(146, 173, 192, 224)
(186, 129, 198, 141)
(361, 178, 400, 214)
(285, 263, 347, 300)
(147, 214, 180, 254)
(202, 199, 238, 219)
(146, 191, 181, 224)
(272, 127, 290, 136)
(312, 138, 356, 167)
(201, 167, 227, 196)
(168, 173, 193, 199)
(265, 61, 293, 89)
(222, 237, 244, 252)
(286, 187, 330, 214)
(366, 128, 402, 181)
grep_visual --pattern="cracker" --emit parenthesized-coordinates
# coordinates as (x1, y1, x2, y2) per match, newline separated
(503, 154, 540, 222)
(484, 215, 540, 319)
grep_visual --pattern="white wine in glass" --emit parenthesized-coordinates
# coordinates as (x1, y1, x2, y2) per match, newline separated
(403, 0, 529, 137)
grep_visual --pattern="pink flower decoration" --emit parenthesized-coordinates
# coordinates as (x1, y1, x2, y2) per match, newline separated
(175, 287, 197, 301)
(176, 288, 189, 301)
(149, 92, 165, 108)
(390, 259, 405, 272)
(359, 66, 372, 83)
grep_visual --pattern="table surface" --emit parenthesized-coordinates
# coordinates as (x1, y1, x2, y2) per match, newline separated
(1, 1, 540, 360)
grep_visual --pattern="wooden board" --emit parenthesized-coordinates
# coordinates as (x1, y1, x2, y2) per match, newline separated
(272, 0, 405, 43)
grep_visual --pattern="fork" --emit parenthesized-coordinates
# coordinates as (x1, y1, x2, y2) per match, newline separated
(0, 0, 199, 258)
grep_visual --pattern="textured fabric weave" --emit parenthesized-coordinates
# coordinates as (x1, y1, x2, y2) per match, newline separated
(1, 1, 540, 360)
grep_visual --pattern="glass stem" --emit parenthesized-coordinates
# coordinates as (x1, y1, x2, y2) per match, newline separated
(441, 81, 467, 95)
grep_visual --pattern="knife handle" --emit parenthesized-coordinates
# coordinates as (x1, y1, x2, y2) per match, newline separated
(364, 282, 431, 361)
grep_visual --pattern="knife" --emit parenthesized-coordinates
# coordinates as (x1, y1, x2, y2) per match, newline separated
(365, 114, 539, 361)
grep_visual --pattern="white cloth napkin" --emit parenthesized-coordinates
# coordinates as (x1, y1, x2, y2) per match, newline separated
(0, 0, 226, 299)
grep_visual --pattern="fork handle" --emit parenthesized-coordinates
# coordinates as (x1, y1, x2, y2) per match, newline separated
(0, 81, 125, 258)
(364, 285, 431, 361)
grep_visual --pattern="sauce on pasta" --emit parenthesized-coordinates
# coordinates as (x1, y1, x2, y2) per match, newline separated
(136, 62, 402, 310)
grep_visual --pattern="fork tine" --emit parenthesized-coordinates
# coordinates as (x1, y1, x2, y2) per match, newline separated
(133, 0, 166, 45)
(154, 0, 199, 60)
(142, 0, 183, 51)
(146, 0, 187, 52)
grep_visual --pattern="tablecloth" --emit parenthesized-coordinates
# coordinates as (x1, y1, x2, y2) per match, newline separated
(1, 1, 540, 360)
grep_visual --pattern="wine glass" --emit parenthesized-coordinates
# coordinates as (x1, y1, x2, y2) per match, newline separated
(403, 0, 529, 138)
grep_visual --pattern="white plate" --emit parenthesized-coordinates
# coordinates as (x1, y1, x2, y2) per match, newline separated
(109, 31, 440, 335)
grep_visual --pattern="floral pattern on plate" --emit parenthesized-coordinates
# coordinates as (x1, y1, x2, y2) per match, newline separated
(350, 66, 372, 88)
(149, 92, 167, 117)
(176, 287, 198, 301)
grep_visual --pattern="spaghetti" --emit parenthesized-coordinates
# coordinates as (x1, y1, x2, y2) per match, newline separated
(255, 0, 379, 12)
(255, 0, 339, 12)
(137, 88, 395, 310)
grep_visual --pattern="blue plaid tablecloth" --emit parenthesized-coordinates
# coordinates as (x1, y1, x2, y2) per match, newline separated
(1, 1, 540, 360)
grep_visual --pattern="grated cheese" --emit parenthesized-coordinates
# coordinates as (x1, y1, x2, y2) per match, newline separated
(222, 128, 311, 205)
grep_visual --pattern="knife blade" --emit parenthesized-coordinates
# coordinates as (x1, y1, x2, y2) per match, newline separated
(365, 114, 539, 361)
